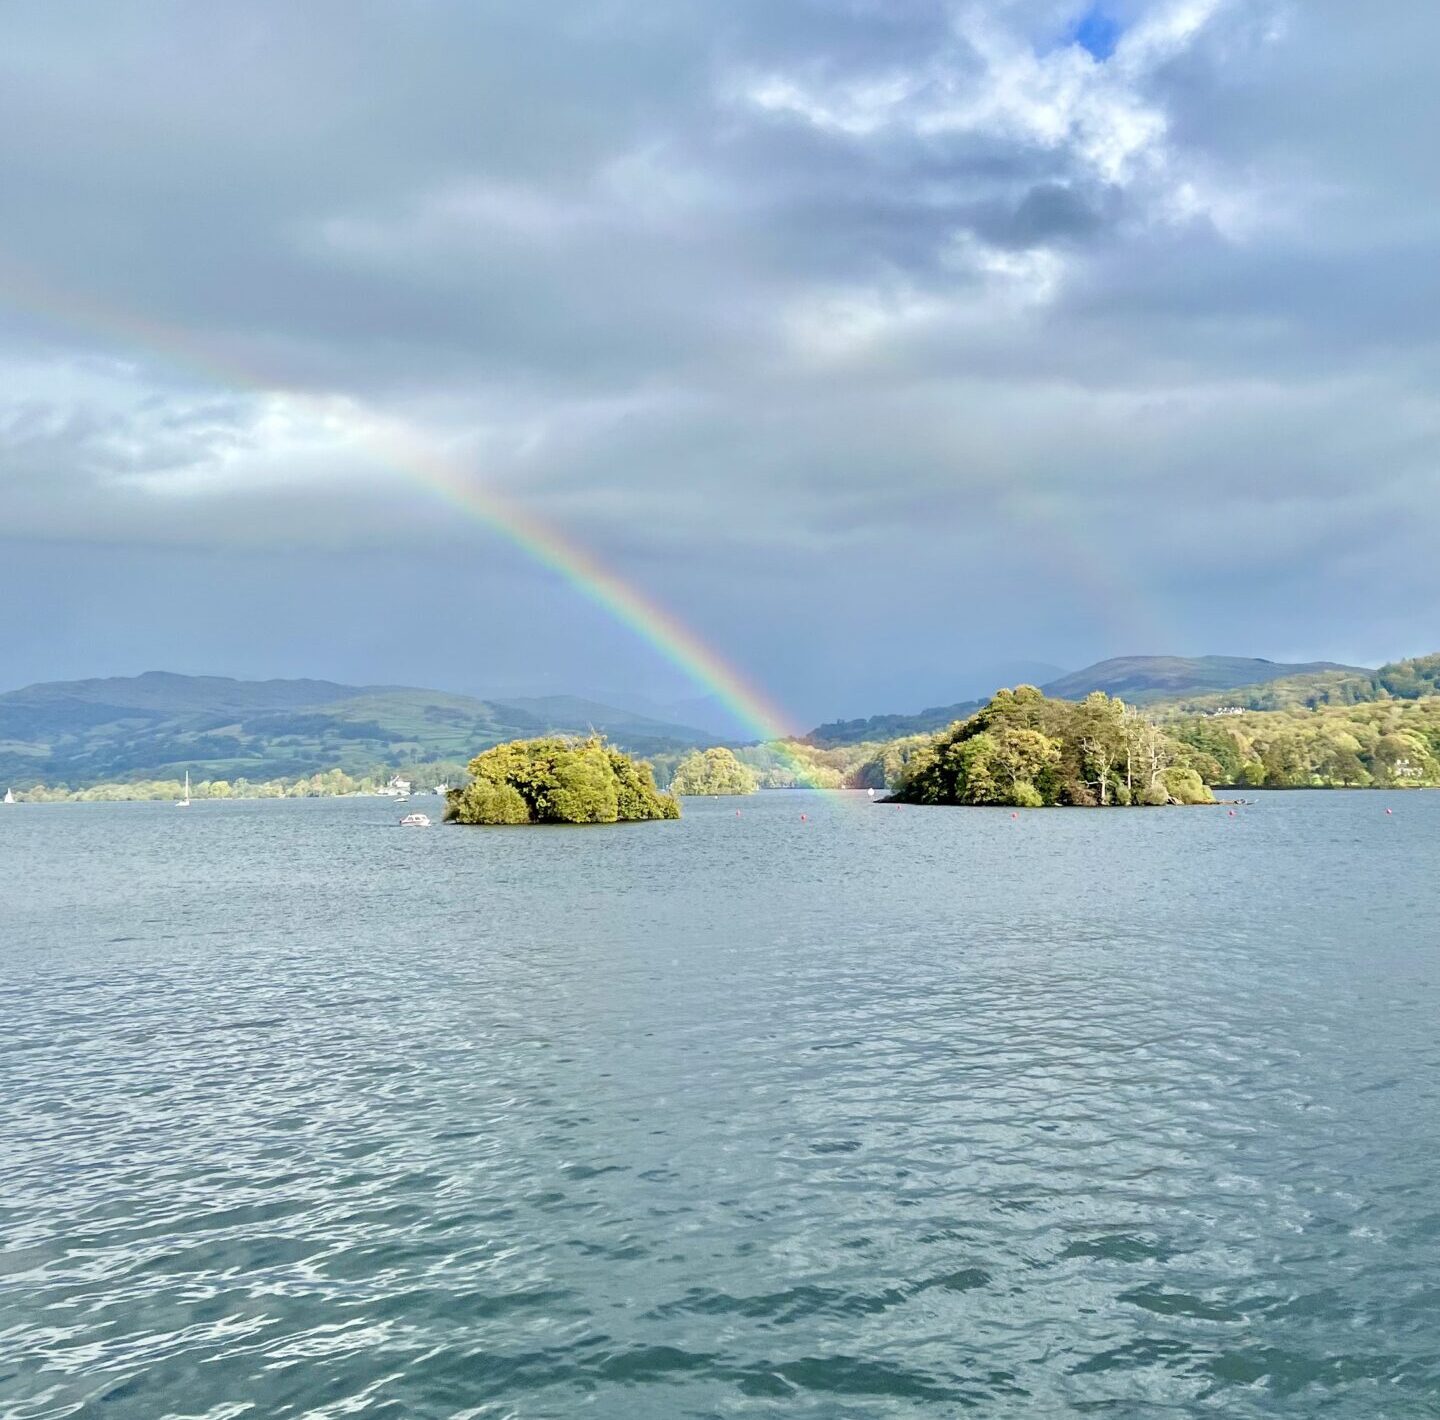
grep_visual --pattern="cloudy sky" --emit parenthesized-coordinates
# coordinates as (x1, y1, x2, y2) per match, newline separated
(1, 0, 1436, 726)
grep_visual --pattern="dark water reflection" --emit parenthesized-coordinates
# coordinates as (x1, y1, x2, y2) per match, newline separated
(2, 790, 1439, 1416)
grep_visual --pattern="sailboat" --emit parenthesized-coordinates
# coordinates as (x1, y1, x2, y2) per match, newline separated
(177, 772, 191, 808)
(3, 788, 14, 804)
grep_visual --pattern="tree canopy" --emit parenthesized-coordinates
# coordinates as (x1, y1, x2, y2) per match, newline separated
(1170, 699, 1440, 788)
(891, 687, 1213, 807)
(445, 737, 680, 825)
(669, 746, 759, 796)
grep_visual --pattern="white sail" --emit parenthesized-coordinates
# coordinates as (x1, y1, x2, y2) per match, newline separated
(3, 788, 13, 804)
(177, 771, 191, 808)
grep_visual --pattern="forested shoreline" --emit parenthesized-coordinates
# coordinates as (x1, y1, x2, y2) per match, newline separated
(1171, 701, 1440, 789)
(9, 654, 1440, 804)
(6, 763, 466, 803)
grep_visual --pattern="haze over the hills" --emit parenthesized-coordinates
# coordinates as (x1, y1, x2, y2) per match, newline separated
(0, 672, 717, 787)
(2, 2, 1438, 723)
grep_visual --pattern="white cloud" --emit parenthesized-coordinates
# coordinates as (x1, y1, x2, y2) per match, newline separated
(0, 0, 1437, 708)
(740, 0, 1275, 241)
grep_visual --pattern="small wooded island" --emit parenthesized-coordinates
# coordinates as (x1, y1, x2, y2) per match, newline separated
(445, 736, 680, 824)
(890, 687, 1215, 807)
(669, 746, 759, 796)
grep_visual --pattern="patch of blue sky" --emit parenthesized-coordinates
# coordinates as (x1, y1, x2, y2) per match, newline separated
(1071, 4, 1123, 60)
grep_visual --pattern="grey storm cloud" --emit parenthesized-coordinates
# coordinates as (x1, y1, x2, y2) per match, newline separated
(1, 0, 1438, 720)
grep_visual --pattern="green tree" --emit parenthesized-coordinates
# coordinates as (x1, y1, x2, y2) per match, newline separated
(958, 727, 1060, 805)
(1162, 766, 1212, 804)
(891, 688, 1210, 808)
(1074, 692, 1126, 805)
(447, 777, 530, 824)
(669, 747, 759, 796)
(547, 740, 620, 822)
(1261, 735, 1313, 787)
(446, 736, 679, 825)
(1318, 745, 1370, 786)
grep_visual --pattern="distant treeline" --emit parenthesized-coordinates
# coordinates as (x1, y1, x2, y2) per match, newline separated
(674, 674, 1440, 802)
(8, 761, 471, 803)
(669, 747, 759, 795)
(15, 654, 1440, 806)
(649, 741, 877, 790)
(1172, 701, 1440, 788)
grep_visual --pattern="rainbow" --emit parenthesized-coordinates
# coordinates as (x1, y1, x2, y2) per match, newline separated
(0, 254, 1172, 782)
(0, 255, 833, 771)
(353, 417, 801, 746)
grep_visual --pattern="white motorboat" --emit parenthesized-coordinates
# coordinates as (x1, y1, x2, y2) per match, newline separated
(399, 812, 431, 827)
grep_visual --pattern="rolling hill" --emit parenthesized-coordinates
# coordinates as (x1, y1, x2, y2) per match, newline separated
(1160, 652, 1440, 713)
(808, 655, 1375, 745)
(0, 672, 716, 788)
(1039, 656, 1369, 704)
(807, 698, 986, 747)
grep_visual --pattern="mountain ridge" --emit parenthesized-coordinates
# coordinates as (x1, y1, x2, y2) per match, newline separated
(0, 672, 718, 788)
(1040, 655, 1368, 703)
(808, 655, 1375, 745)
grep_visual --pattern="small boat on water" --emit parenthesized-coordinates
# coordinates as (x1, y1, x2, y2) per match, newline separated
(3, 788, 14, 804)
(399, 812, 432, 827)
(176, 772, 191, 808)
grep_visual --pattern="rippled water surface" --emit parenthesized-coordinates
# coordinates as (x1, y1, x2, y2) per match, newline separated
(3, 790, 1439, 1417)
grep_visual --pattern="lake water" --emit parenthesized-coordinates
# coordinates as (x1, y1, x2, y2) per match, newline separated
(3, 790, 1439, 1417)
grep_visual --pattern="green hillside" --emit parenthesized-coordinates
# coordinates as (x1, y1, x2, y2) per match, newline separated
(1160, 653, 1440, 712)
(808, 699, 983, 747)
(809, 655, 1371, 746)
(1039, 655, 1369, 704)
(0, 672, 714, 788)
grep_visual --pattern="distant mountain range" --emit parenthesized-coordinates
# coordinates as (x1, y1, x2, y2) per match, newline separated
(0, 672, 718, 787)
(807, 655, 1374, 745)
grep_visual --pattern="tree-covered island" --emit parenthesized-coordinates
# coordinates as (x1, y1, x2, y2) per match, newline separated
(445, 736, 680, 824)
(891, 686, 1214, 807)
(668, 746, 759, 796)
